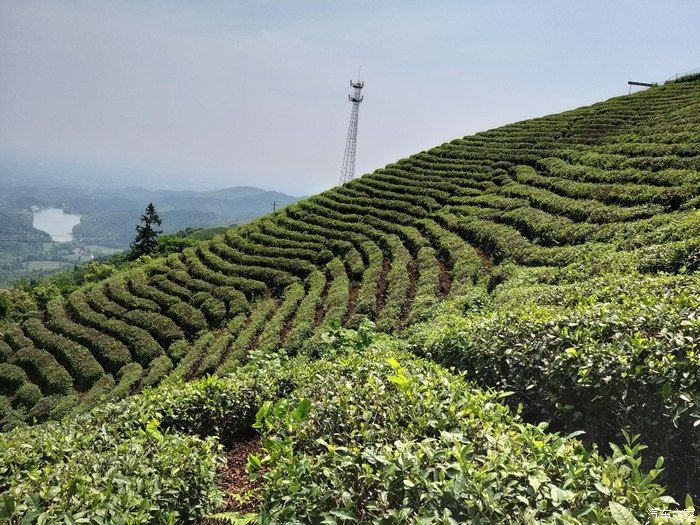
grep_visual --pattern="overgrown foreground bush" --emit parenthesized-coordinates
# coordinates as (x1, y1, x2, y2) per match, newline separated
(0, 357, 288, 524)
(1, 326, 684, 523)
(406, 271, 700, 498)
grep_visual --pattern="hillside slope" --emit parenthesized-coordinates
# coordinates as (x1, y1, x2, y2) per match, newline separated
(2, 79, 698, 423)
(0, 78, 699, 520)
(1, 335, 684, 523)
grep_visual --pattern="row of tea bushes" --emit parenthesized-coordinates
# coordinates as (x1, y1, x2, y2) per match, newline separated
(0, 327, 682, 523)
(407, 271, 700, 496)
(2, 77, 698, 429)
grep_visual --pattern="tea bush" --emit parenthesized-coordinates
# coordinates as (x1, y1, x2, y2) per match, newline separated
(407, 271, 700, 496)
(9, 346, 73, 395)
(45, 299, 132, 373)
(22, 318, 103, 389)
(284, 271, 327, 351)
(0, 76, 698, 491)
(123, 308, 185, 346)
(0, 351, 291, 524)
(1, 327, 685, 523)
(252, 328, 677, 523)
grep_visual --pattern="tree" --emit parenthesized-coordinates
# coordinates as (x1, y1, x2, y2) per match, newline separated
(31, 283, 61, 310)
(0, 290, 11, 319)
(155, 234, 197, 256)
(84, 261, 117, 282)
(130, 202, 162, 259)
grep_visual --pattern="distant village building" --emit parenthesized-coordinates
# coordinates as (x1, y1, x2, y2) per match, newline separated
(73, 247, 93, 260)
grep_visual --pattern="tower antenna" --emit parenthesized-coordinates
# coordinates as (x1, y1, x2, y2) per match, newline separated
(339, 70, 364, 185)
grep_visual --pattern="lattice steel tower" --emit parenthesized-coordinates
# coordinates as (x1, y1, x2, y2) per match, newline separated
(339, 74, 364, 184)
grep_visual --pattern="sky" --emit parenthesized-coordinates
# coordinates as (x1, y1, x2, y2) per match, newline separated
(0, 1, 698, 196)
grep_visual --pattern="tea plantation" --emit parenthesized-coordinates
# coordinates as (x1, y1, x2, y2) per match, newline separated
(1, 76, 699, 522)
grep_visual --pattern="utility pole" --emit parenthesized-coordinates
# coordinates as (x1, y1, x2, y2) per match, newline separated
(339, 69, 364, 185)
(272, 200, 277, 213)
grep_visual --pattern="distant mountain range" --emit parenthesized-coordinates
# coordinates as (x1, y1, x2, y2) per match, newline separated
(75, 185, 302, 248)
(0, 182, 301, 284)
(1, 184, 301, 248)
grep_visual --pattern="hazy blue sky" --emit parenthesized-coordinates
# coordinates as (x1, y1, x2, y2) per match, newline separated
(1, 1, 698, 195)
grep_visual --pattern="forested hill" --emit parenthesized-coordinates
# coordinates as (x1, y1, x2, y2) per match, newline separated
(1, 77, 699, 514)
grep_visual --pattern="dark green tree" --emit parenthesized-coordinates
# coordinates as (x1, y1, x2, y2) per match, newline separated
(0, 290, 11, 319)
(130, 202, 162, 259)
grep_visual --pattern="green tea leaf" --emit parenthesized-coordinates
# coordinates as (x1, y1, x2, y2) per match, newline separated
(608, 501, 641, 525)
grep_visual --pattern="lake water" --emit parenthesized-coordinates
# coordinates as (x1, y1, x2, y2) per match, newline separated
(33, 208, 82, 242)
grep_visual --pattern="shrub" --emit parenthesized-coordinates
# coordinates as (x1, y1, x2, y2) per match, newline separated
(192, 334, 232, 377)
(110, 362, 143, 399)
(285, 271, 326, 351)
(189, 291, 211, 308)
(105, 279, 161, 312)
(502, 174, 661, 223)
(167, 333, 214, 381)
(45, 299, 132, 373)
(211, 287, 249, 315)
(257, 282, 305, 353)
(252, 332, 675, 523)
(83, 262, 117, 282)
(30, 284, 62, 310)
(0, 409, 26, 431)
(151, 273, 192, 300)
(141, 355, 174, 388)
(205, 241, 297, 290)
(9, 346, 72, 395)
(66, 292, 163, 365)
(199, 297, 227, 327)
(167, 340, 190, 364)
(13, 382, 42, 409)
(183, 247, 267, 296)
(1, 327, 683, 523)
(418, 218, 482, 295)
(167, 302, 208, 337)
(84, 285, 128, 317)
(406, 246, 442, 324)
(122, 309, 185, 347)
(0, 363, 27, 395)
(216, 299, 277, 375)
(22, 318, 104, 389)
(82, 374, 116, 410)
(344, 247, 365, 280)
(129, 273, 181, 309)
(27, 394, 64, 423)
(221, 231, 317, 278)
(166, 268, 191, 285)
(408, 272, 700, 496)
(0, 340, 12, 361)
(3, 326, 33, 352)
(321, 258, 349, 326)
(188, 277, 215, 292)
(347, 241, 384, 327)
(636, 238, 700, 273)
(0, 405, 222, 523)
(375, 235, 412, 332)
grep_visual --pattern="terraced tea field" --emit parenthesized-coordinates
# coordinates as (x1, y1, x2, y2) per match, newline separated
(2, 78, 698, 425)
(1, 77, 699, 521)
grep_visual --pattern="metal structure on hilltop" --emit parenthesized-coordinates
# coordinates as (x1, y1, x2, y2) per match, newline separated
(339, 70, 364, 185)
(627, 80, 656, 94)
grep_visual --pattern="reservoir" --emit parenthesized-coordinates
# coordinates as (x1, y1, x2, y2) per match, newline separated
(33, 208, 82, 242)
